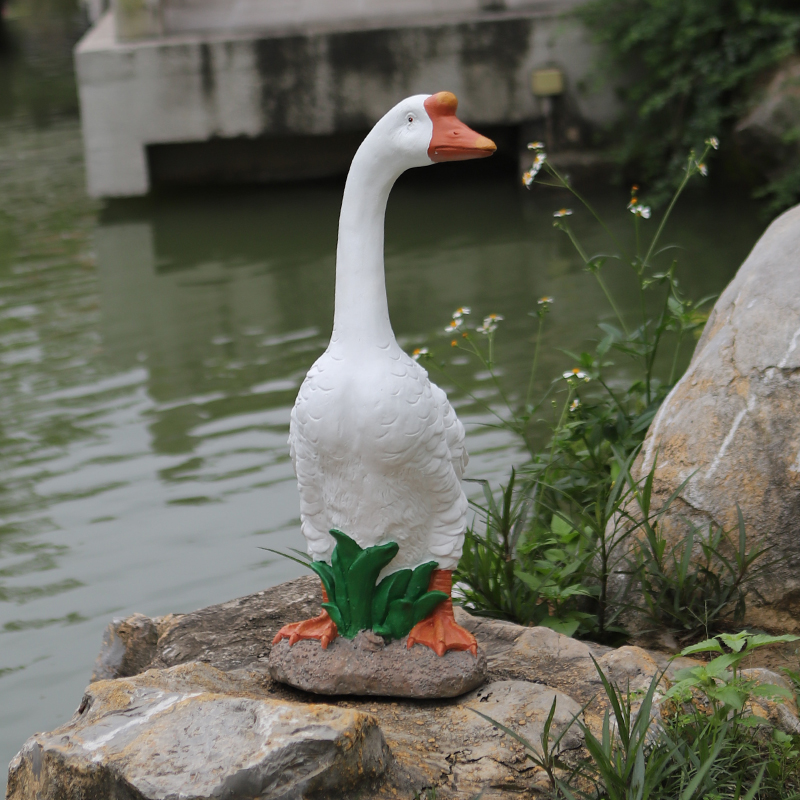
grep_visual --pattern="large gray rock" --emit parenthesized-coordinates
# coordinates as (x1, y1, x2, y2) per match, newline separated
(627, 203, 800, 631)
(269, 630, 487, 698)
(7, 662, 391, 800)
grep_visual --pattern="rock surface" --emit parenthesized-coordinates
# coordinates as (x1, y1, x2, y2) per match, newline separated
(8, 662, 390, 800)
(269, 630, 487, 698)
(9, 578, 800, 799)
(621, 203, 800, 631)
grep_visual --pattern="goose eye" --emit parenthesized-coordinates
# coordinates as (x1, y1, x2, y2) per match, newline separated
(407, 115, 414, 124)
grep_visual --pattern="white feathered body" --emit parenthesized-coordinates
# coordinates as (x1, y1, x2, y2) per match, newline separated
(290, 335, 468, 571)
(287, 93, 480, 575)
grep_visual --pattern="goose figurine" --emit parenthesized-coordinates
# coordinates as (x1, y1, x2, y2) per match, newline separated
(274, 92, 495, 656)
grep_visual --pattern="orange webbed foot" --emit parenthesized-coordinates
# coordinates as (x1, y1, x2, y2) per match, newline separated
(407, 604, 478, 656)
(273, 610, 338, 648)
(273, 585, 338, 649)
(406, 568, 478, 657)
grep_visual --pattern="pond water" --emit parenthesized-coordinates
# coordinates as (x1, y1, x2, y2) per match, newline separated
(0, 3, 769, 787)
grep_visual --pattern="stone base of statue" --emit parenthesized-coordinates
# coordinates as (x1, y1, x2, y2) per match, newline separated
(269, 630, 487, 698)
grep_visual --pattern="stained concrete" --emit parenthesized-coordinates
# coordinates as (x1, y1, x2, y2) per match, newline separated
(74, 1, 619, 196)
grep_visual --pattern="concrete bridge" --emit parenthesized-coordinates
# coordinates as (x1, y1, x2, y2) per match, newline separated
(75, 0, 617, 197)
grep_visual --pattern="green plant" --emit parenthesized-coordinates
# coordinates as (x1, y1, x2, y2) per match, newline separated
(578, 0, 800, 209)
(473, 633, 800, 799)
(265, 529, 447, 640)
(668, 631, 800, 721)
(456, 468, 596, 636)
(631, 504, 772, 642)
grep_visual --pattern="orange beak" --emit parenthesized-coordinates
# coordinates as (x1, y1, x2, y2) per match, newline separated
(425, 92, 496, 162)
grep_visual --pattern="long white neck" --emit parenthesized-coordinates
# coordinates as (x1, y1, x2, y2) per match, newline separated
(332, 138, 404, 349)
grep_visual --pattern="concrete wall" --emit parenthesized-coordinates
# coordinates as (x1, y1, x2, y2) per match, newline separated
(75, 2, 617, 197)
(159, 0, 580, 36)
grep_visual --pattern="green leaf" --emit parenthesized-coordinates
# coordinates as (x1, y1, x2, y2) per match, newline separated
(405, 561, 439, 601)
(742, 765, 766, 800)
(330, 535, 355, 630)
(680, 638, 724, 657)
(515, 569, 543, 591)
(550, 514, 573, 537)
(329, 528, 363, 569)
(745, 633, 800, 649)
(718, 632, 747, 652)
(704, 652, 739, 678)
(346, 541, 400, 633)
(712, 684, 746, 711)
(321, 602, 345, 633)
(412, 591, 449, 626)
(537, 616, 581, 637)
(677, 725, 727, 800)
(308, 560, 336, 605)
(737, 715, 769, 728)
(751, 683, 793, 700)
(372, 569, 412, 626)
(375, 598, 414, 639)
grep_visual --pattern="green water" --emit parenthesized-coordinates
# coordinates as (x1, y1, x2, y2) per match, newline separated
(0, 1, 769, 785)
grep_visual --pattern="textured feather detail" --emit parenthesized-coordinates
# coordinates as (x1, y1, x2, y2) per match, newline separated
(290, 341, 469, 572)
(430, 381, 469, 480)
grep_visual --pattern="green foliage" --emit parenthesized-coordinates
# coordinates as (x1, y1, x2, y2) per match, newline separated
(473, 633, 800, 799)
(271, 529, 447, 640)
(444, 142, 767, 645)
(457, 469, 596, 636)
(668, 631, 799, 719)
(631, 502, 772, 642)
(578, 0, 800, 208)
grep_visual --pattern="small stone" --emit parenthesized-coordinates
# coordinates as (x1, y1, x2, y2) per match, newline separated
(354, 629, 385, 652)
(269, 635, 487, 698)
(91, 613, 160, 681)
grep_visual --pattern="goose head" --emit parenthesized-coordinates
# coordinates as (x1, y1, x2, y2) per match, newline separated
(358, 91, 497, 176)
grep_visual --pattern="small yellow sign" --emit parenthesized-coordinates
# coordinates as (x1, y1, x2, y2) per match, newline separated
(531, 68, 564, 97)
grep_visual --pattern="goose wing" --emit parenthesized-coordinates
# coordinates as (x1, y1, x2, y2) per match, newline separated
(429, 379, 469, 480)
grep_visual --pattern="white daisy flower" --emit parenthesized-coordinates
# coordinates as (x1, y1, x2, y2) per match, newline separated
(563, 368, 590, 382)
(628, 202, 651, 219)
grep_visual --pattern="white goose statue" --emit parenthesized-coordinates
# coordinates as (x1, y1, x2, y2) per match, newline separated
(274, 92, 495, 656)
